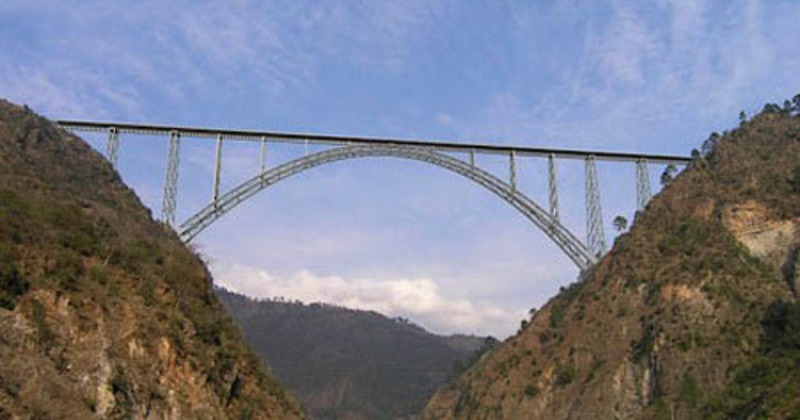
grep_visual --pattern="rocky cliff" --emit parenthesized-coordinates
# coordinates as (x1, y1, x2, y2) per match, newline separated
(0, 100, 302, 418)
(425, 108, 800, 419)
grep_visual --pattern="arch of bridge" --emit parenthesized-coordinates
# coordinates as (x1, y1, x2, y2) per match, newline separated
(179, 145, 598, 270)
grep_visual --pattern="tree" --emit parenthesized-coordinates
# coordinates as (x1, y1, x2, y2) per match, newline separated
(613, 215, 628, 232)
(763, 103, 782, 114)
(793, 94, 800, 115)
(661, 164, 677, 187)
(783, 100, 794, 115)
(690, 149, 702, 167)
(739, 110, 747, 125)
(701, 132, 720, 157)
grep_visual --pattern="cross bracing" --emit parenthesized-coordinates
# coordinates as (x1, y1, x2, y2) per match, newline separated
(57, 120, 691, 272)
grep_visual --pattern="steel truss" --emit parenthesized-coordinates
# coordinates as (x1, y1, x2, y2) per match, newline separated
(636, 159, 652, 211)
(57, 120, 692, 272)
(585, 156, 606, 256)
(161, 131, 181, 226)
(179, 145, 599, 271)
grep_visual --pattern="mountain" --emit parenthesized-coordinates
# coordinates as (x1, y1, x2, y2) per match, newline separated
(425, 101, 800, 419)
(0, 100, 302, 418)
(216, 288, 491, 419)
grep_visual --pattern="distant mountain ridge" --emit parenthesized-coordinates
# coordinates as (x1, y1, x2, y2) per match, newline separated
(216, 287, 491, 419)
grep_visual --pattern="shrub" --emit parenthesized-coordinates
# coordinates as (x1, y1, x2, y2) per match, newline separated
(554, 362, 576, 387)
(88, 265, 108, 286)
(549, 281, 585, 328)
(0, 245, 28, 310)
(630, 323, 656, 363)
(524, 384, 539, 397)
(792, 165, 800, 193)
(679, 371, 700, 408)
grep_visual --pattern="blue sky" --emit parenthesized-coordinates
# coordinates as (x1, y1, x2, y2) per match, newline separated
(3, 0, 800, 337)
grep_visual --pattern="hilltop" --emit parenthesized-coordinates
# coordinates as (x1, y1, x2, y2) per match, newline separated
(217, 288, 491, 420)
(425, 100, 800, 418)
(0, 100, 302, 418)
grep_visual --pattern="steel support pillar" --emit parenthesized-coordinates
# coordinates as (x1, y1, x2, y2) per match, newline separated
(636, 158, 652, 211)
(548, 153, 560, 222)
(585, 156, 606, 256)
(259, 136, 267, 175)
(161, 131, 181, 226)
(213, 134, 223, 206)
(106, 127, 120, 169)
(470, 149, 476, 169)
(510, 150, 517, 193)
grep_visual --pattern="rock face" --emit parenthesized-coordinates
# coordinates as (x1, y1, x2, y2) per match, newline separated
(0, 100, 302, 418)
(425, 111, 800, 419)
(722, 200, 800, 296)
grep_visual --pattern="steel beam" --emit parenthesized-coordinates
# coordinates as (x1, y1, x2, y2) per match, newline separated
(106, 127, 120, 169)
(213, 134, 223, 206)
(259, 136, 267, 175)
(161, 131, 181, 226)
(548, 153, 559, 222)
(57, 120, 691, 165)
(636, 158, 652, 210)
(510, 150, 517, 193)
(585, 156, 606, 256)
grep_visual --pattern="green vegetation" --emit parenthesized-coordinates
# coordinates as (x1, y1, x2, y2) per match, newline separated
(704, 301, 800, 418)
(630, 322, 657, 364)
(792, 165, 800, 193)
(218, 288, 487, 420)
(0, 100, 301, 418)
(524, 384, 539, 397)
(0, 244, 28, 309)
(660, 164, 677, 187)
(585, 358, 605, 383)
(678, 371, 699, 409)
(554, 362, 576, 387)
(426, 94, 800, 419)
(613, 215, 628, 232)
(549, 281, 585, 329)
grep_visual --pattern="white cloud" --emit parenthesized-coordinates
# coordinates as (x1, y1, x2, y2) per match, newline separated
(213, 262, 524, 338)
(589, 3, 658, 87)
(445, 1, 800, 153)
(0, 1, 453, 119)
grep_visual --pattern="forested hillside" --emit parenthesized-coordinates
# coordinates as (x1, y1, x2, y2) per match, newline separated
(426, 97, 800, 419)
(218, 288, 490, 420)
(0, 99, 302, 418)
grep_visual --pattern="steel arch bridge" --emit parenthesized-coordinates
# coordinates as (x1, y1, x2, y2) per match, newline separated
(57, 120, 691, 272)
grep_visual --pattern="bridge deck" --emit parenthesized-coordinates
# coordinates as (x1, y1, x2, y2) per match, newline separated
(57, 120, 691, 164)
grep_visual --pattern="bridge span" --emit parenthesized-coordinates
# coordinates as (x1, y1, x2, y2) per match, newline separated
(57, 120, 691, 271)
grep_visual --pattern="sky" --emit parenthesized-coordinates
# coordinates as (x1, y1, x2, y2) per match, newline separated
(3, 0, 800, 338)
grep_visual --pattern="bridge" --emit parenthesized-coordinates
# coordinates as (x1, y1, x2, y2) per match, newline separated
(57, 120, 691, 271)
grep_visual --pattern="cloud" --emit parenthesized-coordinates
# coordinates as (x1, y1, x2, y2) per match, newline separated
(443, 1, 800, 153)
(588, 3, 658, 87)
(213, 262, 525, 338)
(0, 1, 453, 119)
